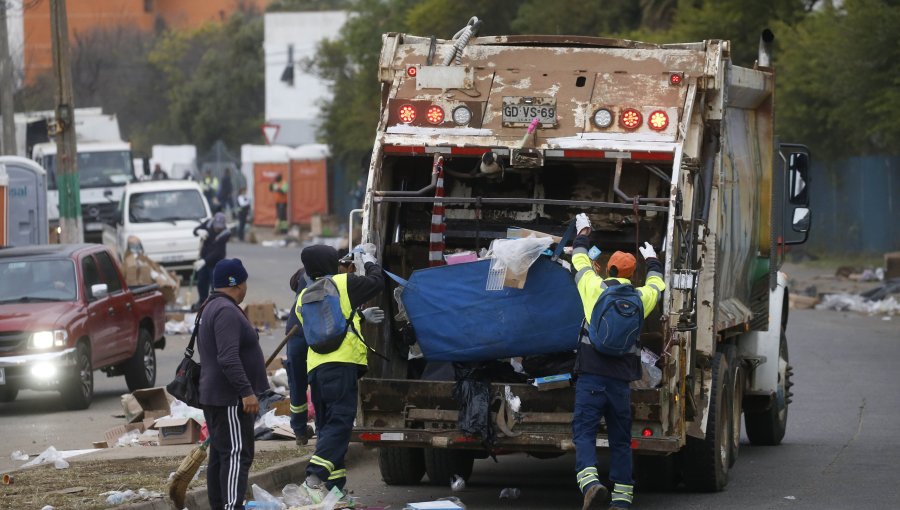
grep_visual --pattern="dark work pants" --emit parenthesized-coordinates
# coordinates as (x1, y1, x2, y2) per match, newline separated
(285, 334, 309, 434)
(275, 203, 287, 232)
(237, 209, 249, 241)
(197, 265, 212, 305)
(307, 363, 358, 490)
(573, 373, 634, 508)
(203, 404, 255, 510)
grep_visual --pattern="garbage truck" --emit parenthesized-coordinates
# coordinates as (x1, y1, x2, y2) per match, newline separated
(351, 24, 811, 492)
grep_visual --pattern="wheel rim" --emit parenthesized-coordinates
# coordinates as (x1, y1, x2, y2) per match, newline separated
(731, 367, 742, 451)
(79, 352, 93, 397)
(143, 339, 156, 383)
(776, 341, 789, 423)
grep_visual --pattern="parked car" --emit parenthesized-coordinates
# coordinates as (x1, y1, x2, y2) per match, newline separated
(102, 180, 211, 275)
(0, 244, 166, 409)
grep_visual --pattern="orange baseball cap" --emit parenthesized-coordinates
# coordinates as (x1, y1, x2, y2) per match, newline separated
(607, 251, 636, 278)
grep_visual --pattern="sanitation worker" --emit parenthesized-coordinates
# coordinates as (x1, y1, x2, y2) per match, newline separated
(571, 212, 666, 510)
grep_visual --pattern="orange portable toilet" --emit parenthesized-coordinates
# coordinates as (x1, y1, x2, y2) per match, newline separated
(289, 158, 328, 225)
(253, 162, 289, 227)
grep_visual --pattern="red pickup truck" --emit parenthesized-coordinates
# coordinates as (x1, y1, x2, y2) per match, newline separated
(0, 244, 166, 409)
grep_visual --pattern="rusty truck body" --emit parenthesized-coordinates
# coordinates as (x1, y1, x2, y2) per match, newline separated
(352, 26, 811, 491)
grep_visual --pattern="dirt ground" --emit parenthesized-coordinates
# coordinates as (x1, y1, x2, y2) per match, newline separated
(1, 446, 306, 509)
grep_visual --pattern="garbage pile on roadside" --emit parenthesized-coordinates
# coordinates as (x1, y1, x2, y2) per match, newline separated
(790, 252, 900, 317)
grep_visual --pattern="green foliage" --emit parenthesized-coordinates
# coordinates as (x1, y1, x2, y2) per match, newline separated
(512, 0, 642, 36)
(267, 0, 353, 11)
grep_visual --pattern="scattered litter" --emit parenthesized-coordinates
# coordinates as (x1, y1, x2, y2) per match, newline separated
(405, 498, 465, 509)
(282, 483, 313, 506)
(270, 368, 289, 389)
(276, 308, 292, 320)
(41, 506, 55, 510)
(815, 293, 900, 315)
(784, 495, 796, 500)
(499, 487, 521, 500)
(164, 399, 206, 423)
(101, 488, 163, 506)
(884, 316, 892, 321)
(2, 474, 13, 485)
(250, 483, 285, 509)
(9, 450, 28, 461)
(261, 239, 290, 248)
(450, 474, 466, 491)
(20, 446, 81, 469)
(859, 279, 900, 302)
(165, 312, 197, 335)
(115, 429, 145, 448)
(503, 385, 521, 413)
(47, 487, 87, 495)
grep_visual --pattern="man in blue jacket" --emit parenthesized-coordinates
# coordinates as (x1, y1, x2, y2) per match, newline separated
(198, 259, 268, 510)
(193, 212, 231, 310)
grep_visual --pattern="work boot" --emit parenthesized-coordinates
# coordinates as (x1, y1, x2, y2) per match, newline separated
(582, 483, 609, 510)
(295, 424, 315, 446)
(302, 475, 330, 504)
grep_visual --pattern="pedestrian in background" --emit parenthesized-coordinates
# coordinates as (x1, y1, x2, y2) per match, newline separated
(570, 213, 666, 510)
(297, 244, 385, 503)
(201, 170, 220, 211)
(193, 212, 231, 310)
(151, 164, 168, 180)
(219, 169, 235, 215)
(269, 174, 288, 234)
(236, 187, 251, 241)
(197, 259, 268, 510)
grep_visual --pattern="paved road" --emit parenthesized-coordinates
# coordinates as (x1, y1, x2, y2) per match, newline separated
(3, 244, 899, 510)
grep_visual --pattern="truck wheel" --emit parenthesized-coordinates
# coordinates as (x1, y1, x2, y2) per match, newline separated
(61, 343, 93, 410)
(722, 344, 743, 468)
(378, 447, 426, 485)
(423, 448, 475, 486)
(634, 454, 678, 492)
(0, 384, 18, 403)
(681, 351, 730, 492)
(745, 329, 790, 446)
(125, 329, 157, 392)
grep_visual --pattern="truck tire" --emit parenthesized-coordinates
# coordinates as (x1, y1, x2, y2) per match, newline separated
(722, 344, 743, 468)
(681, 351, 730, 492)
(745, 329, 790, 446)
(423, 448, 475, 486)
(0, 383, 18, 403)
(378, 447, 426, 485)
(125, 329, 157, 392)
(61, 343, 93, 410)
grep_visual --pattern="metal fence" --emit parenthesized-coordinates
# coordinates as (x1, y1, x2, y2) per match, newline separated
(807, 156, 900, 256)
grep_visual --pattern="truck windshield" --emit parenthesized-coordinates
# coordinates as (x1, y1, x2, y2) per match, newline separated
(45, 150, 134, 189)
(0, 259, 77, 303)
(129, 189, 207, 223)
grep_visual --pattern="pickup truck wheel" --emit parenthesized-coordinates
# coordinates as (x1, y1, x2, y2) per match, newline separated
(378, 447, 425, 485)
(745, 329, 790, 446)
(0, 384, 18, 403)
(125, 329, 157, 392)
(681, 351, 730, 492)
(423, 448, 475, 486)
(61, 343, 93, 410)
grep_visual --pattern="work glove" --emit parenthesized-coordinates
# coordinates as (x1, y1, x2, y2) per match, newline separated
(361, 307, 385, 324)
(576, 213, 592, 235)
(360, 253, 377, 266)
(193, 259, 206, 272)
(638, 242, 657, 260)
(353, 243, 377, 256)
(197, 230, 209, 241)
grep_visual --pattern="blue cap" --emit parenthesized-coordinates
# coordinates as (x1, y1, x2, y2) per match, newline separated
(213, 258, 248, 288)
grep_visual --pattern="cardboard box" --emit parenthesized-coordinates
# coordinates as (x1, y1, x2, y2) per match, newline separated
(533, 373, 572, 391)
(104, 422, 145, 446)
(506, 227, 562, 243)
(271, 399, 292, 417)
(245, 301, 276, 329)
(503, 269, 528, 289)
(122, 250, 181, 303)
(123, 387, 173, 424)
(886, 252, 900, 280)
(152, 417, 202, 445)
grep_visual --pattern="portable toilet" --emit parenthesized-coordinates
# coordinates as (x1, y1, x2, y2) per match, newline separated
(0, 156, 49, 246)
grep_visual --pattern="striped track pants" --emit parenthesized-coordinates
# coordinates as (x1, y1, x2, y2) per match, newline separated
(204, 403, 255, 510)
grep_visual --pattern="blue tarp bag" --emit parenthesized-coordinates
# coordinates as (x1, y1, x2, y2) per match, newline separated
(300, 277, 355, 354)
(587, 284, 643, 356)
(392, 256, 583, 362)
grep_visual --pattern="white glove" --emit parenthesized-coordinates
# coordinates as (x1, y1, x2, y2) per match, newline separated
(353, 243, 376, 256)
(576, 213, 592, 234)
(361, 307, 385, 324)
(638, 242, 657, 259)
(361, 253, 377, 266)
(193, 259, 206, 272)
(198, 230, 209, 241)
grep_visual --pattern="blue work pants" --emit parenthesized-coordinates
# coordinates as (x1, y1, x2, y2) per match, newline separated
(306, 363, 358, 490)
(284, 333, 309, 434)
(573, 373, 634, 507)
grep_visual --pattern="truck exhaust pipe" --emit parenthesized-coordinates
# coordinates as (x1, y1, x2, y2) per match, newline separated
(758, 29, 775, 68)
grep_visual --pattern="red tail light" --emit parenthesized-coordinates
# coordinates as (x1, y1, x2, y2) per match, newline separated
(620, 108, 642, 130)
(642, 428, 653, 437)
(407, 66, 417, 77)
(648, 111, 669, 131)
(398, 104, 416, 124)
(426, 105, 445, 125)
(670, 73, 683, 85)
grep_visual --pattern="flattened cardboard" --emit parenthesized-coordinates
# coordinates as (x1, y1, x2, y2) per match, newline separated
(245, 301, 276, 329)
(506, 227, 562, 243)
(152, 417, 201, 445)
(124, 387, 173, 424)
(104, 422, 145, 446)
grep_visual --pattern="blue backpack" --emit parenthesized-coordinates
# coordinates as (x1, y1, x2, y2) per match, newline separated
(299, 277, 357, 354)
(586, 283, 644, 356)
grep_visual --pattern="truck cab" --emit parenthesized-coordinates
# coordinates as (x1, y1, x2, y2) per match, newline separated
(32, 141, 135, 242)
(102, 180, 211, 273)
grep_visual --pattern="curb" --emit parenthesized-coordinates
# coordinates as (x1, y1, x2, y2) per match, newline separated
(125, 444, 368, 510)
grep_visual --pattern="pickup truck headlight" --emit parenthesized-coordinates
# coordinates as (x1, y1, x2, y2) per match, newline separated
(29, 330, 68, 350)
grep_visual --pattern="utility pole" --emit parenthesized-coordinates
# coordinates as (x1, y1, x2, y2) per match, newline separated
(0, 1, 16, 154)
(49, 0, 82, 243)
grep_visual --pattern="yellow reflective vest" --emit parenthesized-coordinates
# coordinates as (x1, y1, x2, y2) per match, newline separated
(295, 273, 367, 373)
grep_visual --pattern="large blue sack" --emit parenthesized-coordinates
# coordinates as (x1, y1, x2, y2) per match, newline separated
(395, 257, 583, 362)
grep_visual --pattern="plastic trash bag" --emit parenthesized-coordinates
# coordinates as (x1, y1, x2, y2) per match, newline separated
(251, 484, 285, 510)
(489, 236, 554, 276)
(281, 483, 313, 507)
(631, 348, 662, 389)
(21, 446, 69, 469)
(10, 450, 28, 461)
(452, 365, 495, 447)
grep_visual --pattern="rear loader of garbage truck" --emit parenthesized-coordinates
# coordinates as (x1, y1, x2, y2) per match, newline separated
(352, 25, 812, 491)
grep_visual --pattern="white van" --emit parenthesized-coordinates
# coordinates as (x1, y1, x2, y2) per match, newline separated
(102, 180, 211, 273)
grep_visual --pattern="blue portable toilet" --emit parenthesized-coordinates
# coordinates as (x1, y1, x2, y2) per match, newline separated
(0, 157, 49, 246)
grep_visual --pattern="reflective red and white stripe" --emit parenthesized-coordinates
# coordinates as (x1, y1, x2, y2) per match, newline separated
(382, 145, 673, 162)
(429, 156, 446, 267)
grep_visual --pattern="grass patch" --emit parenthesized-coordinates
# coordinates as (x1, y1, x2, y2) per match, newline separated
(1, 446, 307, 509)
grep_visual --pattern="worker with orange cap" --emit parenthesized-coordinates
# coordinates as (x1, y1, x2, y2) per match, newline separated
(570, 213, 666, 510)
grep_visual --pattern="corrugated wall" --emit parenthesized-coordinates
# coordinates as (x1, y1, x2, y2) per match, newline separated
(807, 156, 900, 255)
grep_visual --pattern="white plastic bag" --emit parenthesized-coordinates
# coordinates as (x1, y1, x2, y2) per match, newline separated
(489, 236, 554, 276)
(21, 446, 69, 469)
(281, 483, 313, 507)
(251, 483, 286, 509)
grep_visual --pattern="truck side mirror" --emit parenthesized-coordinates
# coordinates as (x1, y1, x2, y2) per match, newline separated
(90, 283, 108, 299)
(791, 207, 810, 233)
(788, 152, 809, 207)
(779, 144, 812, 245)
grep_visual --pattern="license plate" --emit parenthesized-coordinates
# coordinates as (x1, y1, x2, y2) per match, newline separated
(0, 367, 5, 385)
(86, 222, 103, 231)
(502, 96, 557, 127)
